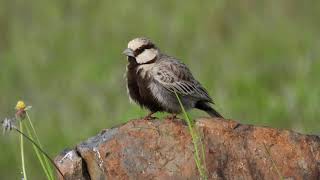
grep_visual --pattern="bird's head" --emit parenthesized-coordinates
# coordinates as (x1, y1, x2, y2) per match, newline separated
(123, 37, 159, 64)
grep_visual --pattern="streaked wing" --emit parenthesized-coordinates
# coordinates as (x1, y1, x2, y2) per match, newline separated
(152, 58, 213, 103)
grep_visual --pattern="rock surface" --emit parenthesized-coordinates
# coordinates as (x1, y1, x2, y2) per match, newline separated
(55, 118, 320, 180)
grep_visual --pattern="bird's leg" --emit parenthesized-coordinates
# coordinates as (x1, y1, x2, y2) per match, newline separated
(143, 112, 156, 120)
(166, 113, 177, 120)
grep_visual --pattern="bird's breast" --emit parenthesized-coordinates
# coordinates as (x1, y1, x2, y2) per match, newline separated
(126, 62, 163, 112)
(136, 64, 154, 79)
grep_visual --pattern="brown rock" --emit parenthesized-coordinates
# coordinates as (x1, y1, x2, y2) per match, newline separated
(54, 118, 320, 180)
(54, 149, 90, 180)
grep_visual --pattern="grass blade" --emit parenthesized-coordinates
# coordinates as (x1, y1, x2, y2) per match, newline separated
(174, 92, 207, 179)
(263, 143, 284, 180)
(24, 123, 52, 180)
(26, 112, 54, 179)
(14, 128, 64, 178)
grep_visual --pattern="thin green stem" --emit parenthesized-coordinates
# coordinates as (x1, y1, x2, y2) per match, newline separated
(20, 121, 28, 180)
(26, 112, 54, 179)
(200, 134, 207, 174)
(14, 128, 64, 179)
(263, 143, 284, 180)
(174, 92, 207, 180)
(24, 123, 52, 180)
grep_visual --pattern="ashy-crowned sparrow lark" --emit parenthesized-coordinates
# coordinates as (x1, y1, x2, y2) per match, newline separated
(123, 37, 223, 119)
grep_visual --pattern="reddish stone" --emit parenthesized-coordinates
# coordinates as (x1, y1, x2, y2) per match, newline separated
(55, 118, 320, 180)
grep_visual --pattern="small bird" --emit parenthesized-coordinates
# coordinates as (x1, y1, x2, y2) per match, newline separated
(123, 37, 223, 119)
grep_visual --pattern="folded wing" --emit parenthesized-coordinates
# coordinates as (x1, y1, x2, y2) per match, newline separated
(151, 58, 213, 103)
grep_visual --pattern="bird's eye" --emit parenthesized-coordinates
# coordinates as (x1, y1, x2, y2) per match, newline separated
(135, 44, 155, 56)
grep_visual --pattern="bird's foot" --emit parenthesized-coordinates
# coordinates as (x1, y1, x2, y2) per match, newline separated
(143, 112, 156, 120)
(166, 113, 177, 120)
(233, 123, 241, 130)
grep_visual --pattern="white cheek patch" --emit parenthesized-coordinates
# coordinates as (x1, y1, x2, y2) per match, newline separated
(136, 49, 157, 64)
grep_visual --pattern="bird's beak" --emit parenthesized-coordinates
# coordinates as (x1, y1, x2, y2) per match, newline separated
(122, 48, 134, 57)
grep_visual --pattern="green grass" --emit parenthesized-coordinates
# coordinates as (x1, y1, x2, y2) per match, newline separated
(25, 112, 54, 180)
(175, 92, 207, 179)
(0, 0, 320, 179)
(263, 143, 284, 180)
(14, 115, 64, 179)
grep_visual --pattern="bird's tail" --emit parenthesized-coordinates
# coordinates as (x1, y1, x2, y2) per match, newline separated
(195, 101, 223, 118)
(205, 107, 223, 118)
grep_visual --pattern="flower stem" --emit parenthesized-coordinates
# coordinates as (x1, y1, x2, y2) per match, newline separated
(14, 128, 64, 178)
(26, 112, 54, 179)
(20, 121, 28, 180)
(24, 123, 52, 180)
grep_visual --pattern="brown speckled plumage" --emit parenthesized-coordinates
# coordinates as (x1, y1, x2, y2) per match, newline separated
(126, 56, 164, 112)
(123, 37, 223, 118)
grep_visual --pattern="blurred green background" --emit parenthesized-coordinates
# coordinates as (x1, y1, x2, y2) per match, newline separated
(0, 0, 320, 179)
